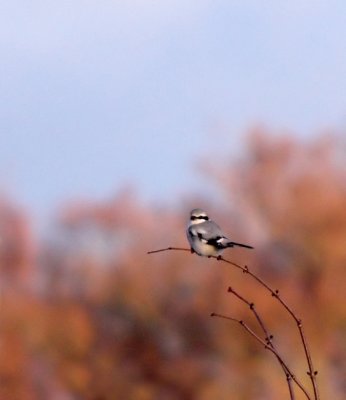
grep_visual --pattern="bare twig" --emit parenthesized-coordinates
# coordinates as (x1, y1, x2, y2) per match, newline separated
(147, 247, 191, 254)
(211, 312, 311, 399)
(228, 286, 296, 399)
(217, 256, 319, 400)
(147, 247, 319, 400)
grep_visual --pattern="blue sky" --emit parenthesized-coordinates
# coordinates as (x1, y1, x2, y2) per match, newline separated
(1, 1, 346, 218)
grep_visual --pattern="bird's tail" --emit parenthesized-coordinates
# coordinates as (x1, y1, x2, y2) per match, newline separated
(226, 241, 254, 249)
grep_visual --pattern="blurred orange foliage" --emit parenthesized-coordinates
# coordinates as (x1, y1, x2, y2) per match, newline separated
(0, 132, 345, 399)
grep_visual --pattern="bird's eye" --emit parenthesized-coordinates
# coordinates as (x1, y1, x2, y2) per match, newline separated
(191, 216, 197, 220)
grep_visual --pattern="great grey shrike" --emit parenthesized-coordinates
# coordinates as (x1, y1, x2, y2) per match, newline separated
(186, 208, 253, 257)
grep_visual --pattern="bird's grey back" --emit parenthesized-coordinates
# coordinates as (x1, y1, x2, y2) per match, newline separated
(192, 220, 224, 239)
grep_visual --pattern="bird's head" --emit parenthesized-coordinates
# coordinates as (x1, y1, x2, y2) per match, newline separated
(189, 208, 210, 225)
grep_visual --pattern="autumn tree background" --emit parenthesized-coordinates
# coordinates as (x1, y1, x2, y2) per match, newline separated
(0, 131, 345, 400)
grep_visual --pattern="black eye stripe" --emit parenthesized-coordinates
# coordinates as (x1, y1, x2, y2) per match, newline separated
(191, 215, 209, 221)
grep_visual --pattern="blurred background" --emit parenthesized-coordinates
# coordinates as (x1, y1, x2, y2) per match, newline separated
(1, 2, 346, 399)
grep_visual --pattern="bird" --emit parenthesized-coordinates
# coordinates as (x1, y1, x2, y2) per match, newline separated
(186, 208, 253, 257)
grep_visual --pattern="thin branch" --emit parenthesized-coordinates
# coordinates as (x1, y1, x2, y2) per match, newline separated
(147, 247, 191, 255)
(217, 256, 319, 400)
(211, 313, 311, 400)
(228, 286, 296, 399)
(147, 247, 319, 400)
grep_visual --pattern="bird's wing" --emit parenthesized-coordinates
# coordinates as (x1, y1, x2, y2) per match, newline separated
(188, 221, 253, 250)
(190, 221, 227, 242)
